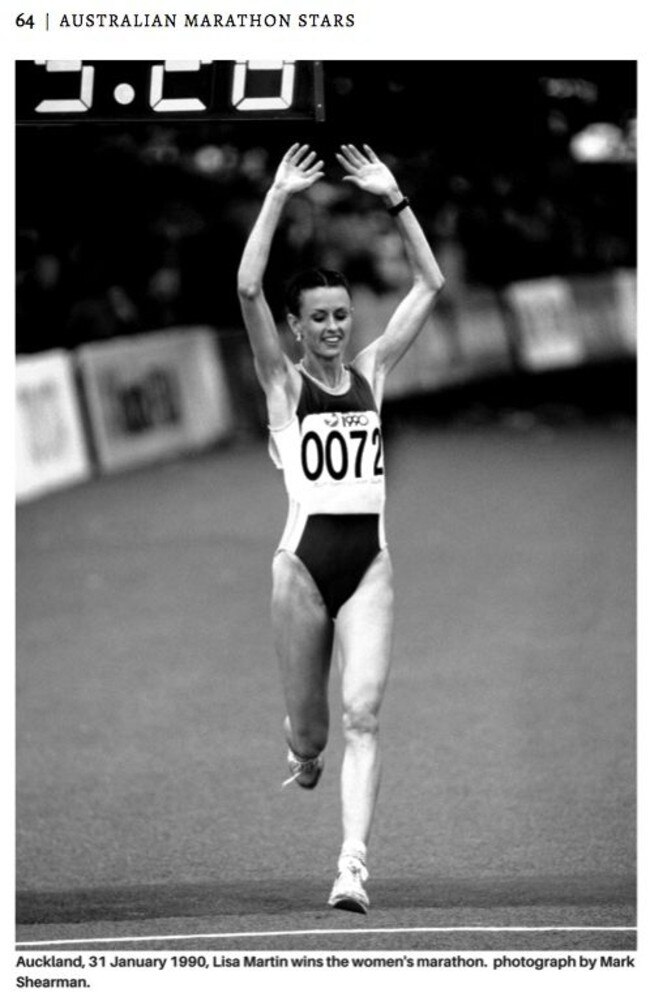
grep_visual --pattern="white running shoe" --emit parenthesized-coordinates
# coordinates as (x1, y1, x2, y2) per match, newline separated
(328, 856, 369, 913)
(282, 747, 324, 789)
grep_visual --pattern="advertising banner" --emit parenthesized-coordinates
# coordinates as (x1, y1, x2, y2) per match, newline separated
(613, 268, 636, 353)
(77, 328, 233, 473)
(504, 277, 586, 371)
(16, 351, 91, 502)
(454, 287, 513, 376)
(568, 274, 629, 360)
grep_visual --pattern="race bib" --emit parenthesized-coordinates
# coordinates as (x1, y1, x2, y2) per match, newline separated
(299, 410, 384, 486)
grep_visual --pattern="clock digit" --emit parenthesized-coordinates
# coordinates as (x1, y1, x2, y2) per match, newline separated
(149, 61, 210, 112)
(34, 60, 94, 114)
(231, 61, 296, 112)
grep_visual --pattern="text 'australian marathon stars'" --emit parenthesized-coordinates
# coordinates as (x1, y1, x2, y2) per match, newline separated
(57, 12, 357, 28)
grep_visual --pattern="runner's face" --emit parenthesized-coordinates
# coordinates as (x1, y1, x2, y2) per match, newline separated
(294, 286, 353, 361)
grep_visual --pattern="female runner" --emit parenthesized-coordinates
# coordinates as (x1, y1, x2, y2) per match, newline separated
(237, 143, 444, 912)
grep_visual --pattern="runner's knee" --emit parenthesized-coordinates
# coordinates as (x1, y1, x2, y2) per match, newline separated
(290, 717, 329, 757)
(342, 704, 380, 740)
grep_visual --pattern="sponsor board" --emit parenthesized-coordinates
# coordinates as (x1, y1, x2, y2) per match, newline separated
(613, 268, 636, 353)
(77, 328, 233, 473)
(16, 351, 91, 502)
(454, 287, 513, 375)
(569, 272, 636, 360)
(504, 277, 586, 371)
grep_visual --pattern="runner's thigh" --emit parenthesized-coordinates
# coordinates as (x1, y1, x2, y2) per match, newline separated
(272, 550, 334, 714)
(335, 549, 394, 711)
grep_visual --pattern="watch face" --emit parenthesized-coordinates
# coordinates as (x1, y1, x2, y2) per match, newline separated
(16, 61, 325, 124)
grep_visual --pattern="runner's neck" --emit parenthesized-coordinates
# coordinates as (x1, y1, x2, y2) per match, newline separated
(298, 360, 351, 395)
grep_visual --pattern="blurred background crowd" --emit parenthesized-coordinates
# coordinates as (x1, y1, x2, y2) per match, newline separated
(16, 61, 635, 358)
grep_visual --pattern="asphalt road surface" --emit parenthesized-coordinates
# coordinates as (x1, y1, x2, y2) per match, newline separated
(16, 417, 636, 953)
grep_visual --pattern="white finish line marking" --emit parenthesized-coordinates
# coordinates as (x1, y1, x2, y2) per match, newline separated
(16, 926, 637, 948)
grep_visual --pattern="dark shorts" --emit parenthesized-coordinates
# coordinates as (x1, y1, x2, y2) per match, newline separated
(295, 513, 381, 619)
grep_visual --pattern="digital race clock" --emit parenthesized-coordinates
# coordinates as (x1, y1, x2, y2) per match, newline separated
(15, 60, 325, 124)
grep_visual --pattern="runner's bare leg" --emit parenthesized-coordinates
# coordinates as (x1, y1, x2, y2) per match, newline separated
(335, 550, 394, 845)
(272, 550, 334, 759)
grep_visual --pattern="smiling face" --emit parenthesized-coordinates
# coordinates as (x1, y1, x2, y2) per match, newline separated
(289, 285, 353, 362)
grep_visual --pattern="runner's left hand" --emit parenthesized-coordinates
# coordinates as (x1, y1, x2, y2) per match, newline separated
(336, 144, 398, 197)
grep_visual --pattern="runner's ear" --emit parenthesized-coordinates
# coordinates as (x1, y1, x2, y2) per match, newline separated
(287, 313, 302, 339)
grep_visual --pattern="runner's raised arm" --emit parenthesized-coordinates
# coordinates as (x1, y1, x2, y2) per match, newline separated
(237, 144, 324, 389)
(336, 144, 445, 397)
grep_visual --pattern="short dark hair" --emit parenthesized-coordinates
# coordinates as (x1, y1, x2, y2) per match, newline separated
(284, 268, 351, 317)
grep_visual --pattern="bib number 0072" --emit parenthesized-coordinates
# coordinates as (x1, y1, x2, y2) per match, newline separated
(301, 427, 384, 482)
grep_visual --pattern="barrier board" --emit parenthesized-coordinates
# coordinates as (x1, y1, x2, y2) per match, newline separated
(568, 274, 628, 360)
(454, 287, 513, 375)
(77, 327, 233, 473)
(504, 277, 586, 371)
(613, 268, 636, 353)
(16, 351, 91, 502)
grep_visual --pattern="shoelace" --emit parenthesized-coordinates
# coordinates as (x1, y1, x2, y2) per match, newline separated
(282, 752, 321, 787)
(338, 854, 368, 882)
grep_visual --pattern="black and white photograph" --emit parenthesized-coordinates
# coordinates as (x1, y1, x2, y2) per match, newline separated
(9, 6, 642, 997)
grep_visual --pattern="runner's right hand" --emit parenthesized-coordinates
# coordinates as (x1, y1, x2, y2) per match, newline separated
(272, 144, 325, 194)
